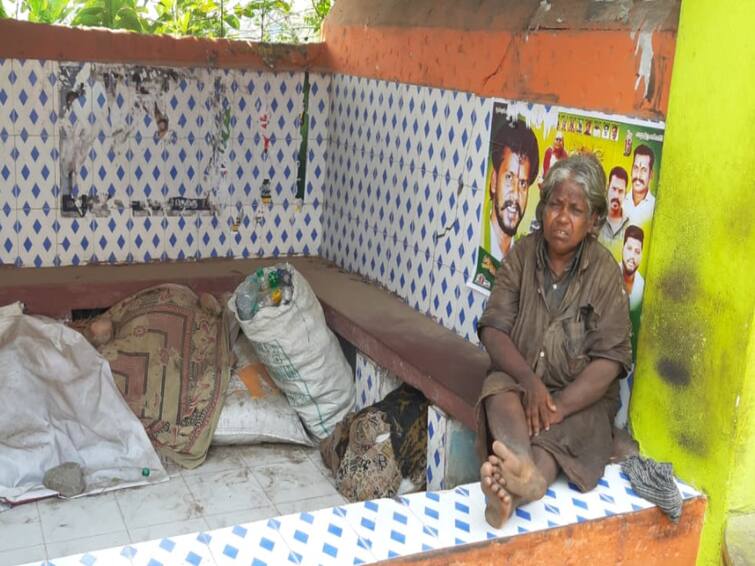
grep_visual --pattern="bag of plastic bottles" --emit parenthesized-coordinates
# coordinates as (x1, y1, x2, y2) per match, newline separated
(228, 263, 355, 440)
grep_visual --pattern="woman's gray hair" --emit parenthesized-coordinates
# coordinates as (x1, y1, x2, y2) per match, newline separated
(535, 153, 608, 232)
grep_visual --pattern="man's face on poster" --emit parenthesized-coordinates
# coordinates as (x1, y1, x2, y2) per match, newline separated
(631, 154, 653, 198)
(491, 146, 531, 237)
(622, 236, 643, 275)
(607, 174, 627, 215)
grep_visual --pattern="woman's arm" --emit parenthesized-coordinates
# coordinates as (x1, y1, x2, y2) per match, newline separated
(480, 326, 535, 385)
(552, 358, 622, 421)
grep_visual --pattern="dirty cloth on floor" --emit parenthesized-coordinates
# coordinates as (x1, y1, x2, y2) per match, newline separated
(0, 302, 167, 505)
(320, 384, 428, 501)
(96, 285, 232, 469)
(621, 454, 683, 522)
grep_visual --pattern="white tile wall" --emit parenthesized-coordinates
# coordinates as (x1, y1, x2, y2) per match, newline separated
(4, 60, 321, 268)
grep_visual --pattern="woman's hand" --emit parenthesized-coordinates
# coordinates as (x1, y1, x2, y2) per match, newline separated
(521, 376, 558, 436)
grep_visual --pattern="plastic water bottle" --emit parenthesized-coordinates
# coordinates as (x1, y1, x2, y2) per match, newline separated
(256, 268, 268, 293)
(236, 276, 260, 320)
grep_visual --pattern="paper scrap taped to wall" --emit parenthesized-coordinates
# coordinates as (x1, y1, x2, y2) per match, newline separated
(468, 99, 665, 354)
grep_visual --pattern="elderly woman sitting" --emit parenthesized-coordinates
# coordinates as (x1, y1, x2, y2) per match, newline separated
(477, 153, 632, 528)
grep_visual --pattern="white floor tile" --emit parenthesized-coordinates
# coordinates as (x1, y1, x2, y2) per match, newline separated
(38, 493, 126, 544)
(46, 530, 131, 562)
(0, 503, 44, 551)
(45, 544, 133, 566)
(183, 468, 270, 516)
(203, 506, 278, 530)
(160, 456, 185, 478)
(252, 461, 342, 505)
(236, 443, 313, 469)
(181, 446, 248, 478)
(275, 494, 347, 516)
(2, 544, 46, 566)
(306, 450, 334, 479)
(130, 518, 209, 545)
(116, 476, 202, 530)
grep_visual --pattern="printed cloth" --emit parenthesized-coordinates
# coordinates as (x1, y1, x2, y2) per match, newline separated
(97, 284, 231, 469)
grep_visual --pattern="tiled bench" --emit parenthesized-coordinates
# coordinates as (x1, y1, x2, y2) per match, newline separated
(26, 465, 704, 565)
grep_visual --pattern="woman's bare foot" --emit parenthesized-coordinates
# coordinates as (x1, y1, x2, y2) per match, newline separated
(490, 440, 547, 502)
(480, 461, 515, 529)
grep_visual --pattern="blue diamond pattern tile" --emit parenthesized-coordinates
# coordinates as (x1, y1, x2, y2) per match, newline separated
(196, 208, 233, 260)
(56, 215, 93, 266)
(308, 73, 331, 146)
(128, 532, 214, 566)
(426, 405, 448, 491)
(129, 214, 165, 263)
(205, 520, 292, 566)
(15, 133, 59, 210)
(0, 132, 16, 213)
(91, 207, 130, 264)
(428, 264, 487, 345)
(164, 214, 198, 261)
(460, 96, 493, 191)
(15, 207, 57, 267)
(337, 498, 439, 561)
(354, 352, 402, 411)
(0, 206, 18, 265)
(274, 506, 375, 566)
(11, 59, 55, 137)
(432, 184, 483, 275)
(0, 59, 16, 138)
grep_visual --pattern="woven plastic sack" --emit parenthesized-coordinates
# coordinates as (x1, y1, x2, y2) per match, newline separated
(212, 337, 314, 446)
(228, 264, 355, 439)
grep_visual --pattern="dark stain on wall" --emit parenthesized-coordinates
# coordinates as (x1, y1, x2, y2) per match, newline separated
(675, 431, 708, 457)
(656, 357, 691, 386)
(658, 266, 697, 303)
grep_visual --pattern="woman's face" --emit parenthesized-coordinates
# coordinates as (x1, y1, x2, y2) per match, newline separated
(542, 179, 596, 258)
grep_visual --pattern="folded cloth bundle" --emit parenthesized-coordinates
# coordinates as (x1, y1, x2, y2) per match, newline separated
(621, 454, 683, 522)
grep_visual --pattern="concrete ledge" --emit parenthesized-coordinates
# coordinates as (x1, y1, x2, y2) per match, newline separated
(386, 496, 706, 566)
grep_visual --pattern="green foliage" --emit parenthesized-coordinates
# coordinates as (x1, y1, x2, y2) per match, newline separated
(23, 0, 74, 24)
(71, 0, 150, 32)
(303, 0, 329, 38)
(152, 0, 240, 38)
(6, 0, 332, 42)
(234, 0, 293, 42)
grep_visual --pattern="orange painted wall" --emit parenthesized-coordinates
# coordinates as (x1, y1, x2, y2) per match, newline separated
(0, 1, 679, 120)
(321, 26, 677, 119)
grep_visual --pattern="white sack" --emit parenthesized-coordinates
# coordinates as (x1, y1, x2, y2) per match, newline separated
(229, 264, 355, 439)
(0, 303, 167, 504)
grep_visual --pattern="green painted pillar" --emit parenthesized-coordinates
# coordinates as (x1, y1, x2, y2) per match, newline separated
(629, 1, 755, 564)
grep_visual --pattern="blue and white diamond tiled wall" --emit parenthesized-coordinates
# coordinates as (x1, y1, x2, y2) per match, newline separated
(321, 75, 492, 346)
(0, 58, 328, 267)
(354, 352, 402, 411)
